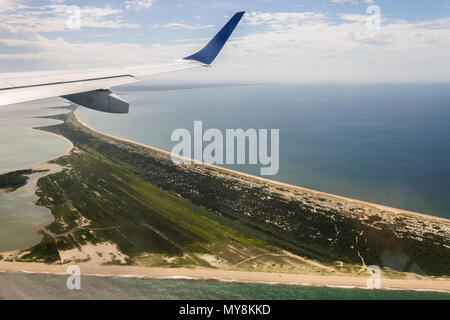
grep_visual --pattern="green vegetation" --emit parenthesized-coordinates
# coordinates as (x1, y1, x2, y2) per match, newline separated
(16, 110, 450, 276)
(0, 169, 32, 190)
(0, 169, 50, 190)
(19, 235, 60, 263)
(29, 146, 275, 265)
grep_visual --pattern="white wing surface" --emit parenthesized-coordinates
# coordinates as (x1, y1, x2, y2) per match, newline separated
(0, 12, 245, 113)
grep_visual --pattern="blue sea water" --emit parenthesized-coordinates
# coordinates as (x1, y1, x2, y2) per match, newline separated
(77, 83, 450, 219)
(0, 273, 448, 300)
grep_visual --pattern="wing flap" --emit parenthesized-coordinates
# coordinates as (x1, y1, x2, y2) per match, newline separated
(0, 11, 245, 109)
(0, 80, 13, 90)
(0, 75, 136, 107)
(1, 68, 130, 88)
(0, 60, 203, 107)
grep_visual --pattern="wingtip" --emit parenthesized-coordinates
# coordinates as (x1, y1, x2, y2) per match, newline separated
(183, 11, 246, 65)
(234, 11, 246, 20)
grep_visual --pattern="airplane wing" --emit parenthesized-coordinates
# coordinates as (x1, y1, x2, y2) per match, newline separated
(0, 11, 245, 113)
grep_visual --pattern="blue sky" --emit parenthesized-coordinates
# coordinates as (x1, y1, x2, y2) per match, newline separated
(0, 0, 449, 82)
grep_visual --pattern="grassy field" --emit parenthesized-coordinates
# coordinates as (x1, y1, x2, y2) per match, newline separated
(28, 144, 279, 267)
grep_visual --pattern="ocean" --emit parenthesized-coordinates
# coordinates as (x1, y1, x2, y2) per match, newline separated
(77, 82, 450, 219)
(0, 273, 448, 300)
(1, 83, 449, 300)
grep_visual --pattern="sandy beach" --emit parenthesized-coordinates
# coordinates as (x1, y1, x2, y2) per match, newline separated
(0, 261, 449, 293)
(74, 112, 450, 224)
(1, 108, 449, 296)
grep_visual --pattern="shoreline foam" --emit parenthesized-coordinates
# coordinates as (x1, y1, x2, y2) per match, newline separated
(0, 261, 449, 293)
(1, 109, 449, 294)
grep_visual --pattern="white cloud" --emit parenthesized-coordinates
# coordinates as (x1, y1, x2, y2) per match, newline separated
(231, 11, 450, 82)
(0, 4, 137, 33)
(162, 23, 214, 30)
(0, 33, 194, 69)
(331, 0, 359, 4)
(330, 0, 374, 4)
(245, 11, 326, 28)
(0, 7, 449, 83)
(0, 0, 23, 12)
(125, 0, 153, 10)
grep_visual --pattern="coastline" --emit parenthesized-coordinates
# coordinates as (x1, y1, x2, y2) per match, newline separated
(1, 108, 449, 295)
(75, 111, 449, 224)
(0, 261, 449, 293)
(0, 117, 73, 252)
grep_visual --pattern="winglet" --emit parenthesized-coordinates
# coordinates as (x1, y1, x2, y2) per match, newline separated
(183, 11, 245, 65)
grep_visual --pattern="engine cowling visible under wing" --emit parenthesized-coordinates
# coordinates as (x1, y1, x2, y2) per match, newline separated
(63, 89, 129, 114)
(0, 11, 245, 110)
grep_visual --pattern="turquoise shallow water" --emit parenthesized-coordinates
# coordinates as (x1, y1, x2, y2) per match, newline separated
(77, 83, 450, 219)
(0, 273, 448, 300)
(0, 99, 71, 251)
(0, 99, 71, 174)
(1, 84, 449, 300)
(0, 164, 62, 252)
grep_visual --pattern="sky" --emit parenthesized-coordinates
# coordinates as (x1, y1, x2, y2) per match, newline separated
(0, 0, 449, 82)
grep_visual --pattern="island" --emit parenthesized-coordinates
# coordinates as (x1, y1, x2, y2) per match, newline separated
(0, 169, 48, 191)
(0, 107, 449, 292)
